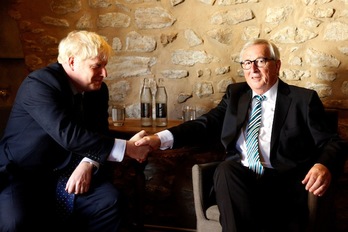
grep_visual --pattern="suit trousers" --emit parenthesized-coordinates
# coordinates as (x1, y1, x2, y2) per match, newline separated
(0, 171, 122, 232)
(0, 171, 56, 232)
(60, 177, 122, 232)
(213, 160, 308, 232)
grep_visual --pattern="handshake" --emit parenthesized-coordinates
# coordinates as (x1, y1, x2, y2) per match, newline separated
(125, 130, 162, 163)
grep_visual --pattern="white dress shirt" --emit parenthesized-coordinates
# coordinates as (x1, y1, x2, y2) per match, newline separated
(236, 80, 278, 169)
(156, 80, 278, 169)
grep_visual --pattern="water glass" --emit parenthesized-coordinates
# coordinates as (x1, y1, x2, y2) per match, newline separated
(182, 105, 196, 122)
(112, 105, 125, 126)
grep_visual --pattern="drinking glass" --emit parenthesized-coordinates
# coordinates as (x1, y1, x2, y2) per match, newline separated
(182, 105, 196, 122)
(112, 105, 125, 126)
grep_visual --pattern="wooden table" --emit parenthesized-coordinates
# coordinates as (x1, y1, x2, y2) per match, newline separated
(109, 118, 183, 136)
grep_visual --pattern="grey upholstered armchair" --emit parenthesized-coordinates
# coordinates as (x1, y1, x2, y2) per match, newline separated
(192, 162, 337, 232)
(192, 162, 222, 232)
(192, 110, 339, 232)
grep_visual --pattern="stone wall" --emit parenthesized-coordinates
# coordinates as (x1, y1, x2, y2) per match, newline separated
(7, 0, 348, 120)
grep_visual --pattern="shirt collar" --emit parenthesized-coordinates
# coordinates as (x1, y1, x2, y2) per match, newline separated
(252, 79, 279, 103)
(69, 80, 84, 96)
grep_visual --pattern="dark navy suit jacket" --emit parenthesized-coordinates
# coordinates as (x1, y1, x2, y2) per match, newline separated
(169, 80, 346, 177)
(0, 62, 114, 176)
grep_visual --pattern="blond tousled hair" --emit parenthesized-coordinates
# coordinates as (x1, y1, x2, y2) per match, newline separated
(57, 30, 112, 63)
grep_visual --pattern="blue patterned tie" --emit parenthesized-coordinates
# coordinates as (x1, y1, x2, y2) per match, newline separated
(55, 93, 84, 220)
(246, 95, 266, 176)
(56, 170, 75, 221)
(56, 155, 81, 221)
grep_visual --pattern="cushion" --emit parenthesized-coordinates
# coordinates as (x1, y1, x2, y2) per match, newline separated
(206, 205, 220, 222)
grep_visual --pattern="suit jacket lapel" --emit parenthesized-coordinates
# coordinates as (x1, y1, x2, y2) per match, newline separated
(223, 86, 251, 151)
(270, 80, 291, 152)
(237, 91, 252, 129)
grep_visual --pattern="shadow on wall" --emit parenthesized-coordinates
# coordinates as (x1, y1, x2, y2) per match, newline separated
(0, 106, 11, 138)
(0, 1, 25, 138)
(0, 58, 27, 139)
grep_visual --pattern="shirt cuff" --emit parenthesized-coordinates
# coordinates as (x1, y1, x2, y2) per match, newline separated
(81, 157, 99, 173)
(108, 139, 126, 162)
(156, 130, 174, 150)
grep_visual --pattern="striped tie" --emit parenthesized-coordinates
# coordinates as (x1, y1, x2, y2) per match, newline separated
(246, 95, 266, 176)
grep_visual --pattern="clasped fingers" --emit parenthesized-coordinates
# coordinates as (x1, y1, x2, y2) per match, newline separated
(125, 140, 152, 163)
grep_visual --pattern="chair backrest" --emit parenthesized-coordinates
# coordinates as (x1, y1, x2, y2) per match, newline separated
(324, 109, 338, 133)
(200, 162, 220, 210)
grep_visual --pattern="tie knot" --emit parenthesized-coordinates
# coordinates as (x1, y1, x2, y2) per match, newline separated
(74, 93, 83, 100)
(254, 95, 266, 102)
(74, 93, 83, 105)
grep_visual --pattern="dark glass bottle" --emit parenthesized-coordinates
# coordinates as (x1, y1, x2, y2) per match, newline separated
(155, 78, 167, 127)
(140, 78, 152, 126)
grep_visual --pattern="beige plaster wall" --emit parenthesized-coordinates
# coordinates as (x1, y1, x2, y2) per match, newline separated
(7, 0, 348, 120)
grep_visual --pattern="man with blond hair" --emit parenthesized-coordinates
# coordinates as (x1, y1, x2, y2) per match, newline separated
(0, 30, 150, 232)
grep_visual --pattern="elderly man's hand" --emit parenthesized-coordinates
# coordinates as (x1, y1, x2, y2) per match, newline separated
(302, 163, 331, 197)
(135, 134, 161, 151)
(130, 130, 147, 142)
(126, 130, 152, 163)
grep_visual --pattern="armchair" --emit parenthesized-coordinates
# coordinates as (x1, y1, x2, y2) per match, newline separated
(192, 109, 339, 232)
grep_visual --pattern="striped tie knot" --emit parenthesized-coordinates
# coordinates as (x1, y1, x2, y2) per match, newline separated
(246, 94, 266, 176)
(254, 94, 266, 102)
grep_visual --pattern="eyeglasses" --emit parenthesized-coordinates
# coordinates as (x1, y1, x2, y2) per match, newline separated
(240, 57, 275, 70)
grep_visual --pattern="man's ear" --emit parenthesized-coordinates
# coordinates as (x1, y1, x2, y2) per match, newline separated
(276, 59, 281, 72)
(68, 57, 75, 71)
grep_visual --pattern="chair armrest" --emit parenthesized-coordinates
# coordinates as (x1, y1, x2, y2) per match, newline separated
(192, 162, 220, 220)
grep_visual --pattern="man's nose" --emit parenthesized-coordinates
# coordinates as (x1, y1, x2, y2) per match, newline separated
(250, 61, 259, 71)
(101, 67, 107, 77)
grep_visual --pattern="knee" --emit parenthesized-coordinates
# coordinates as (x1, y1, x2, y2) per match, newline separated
(97, 187, 121, 215)
(214, 161, 231, 179)
(213, 162, 230, 189)
(108, 187, 121, 208)
(214, 160, 243, 186)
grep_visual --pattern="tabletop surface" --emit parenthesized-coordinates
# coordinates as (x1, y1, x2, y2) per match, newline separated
(109, 118, 183, 135)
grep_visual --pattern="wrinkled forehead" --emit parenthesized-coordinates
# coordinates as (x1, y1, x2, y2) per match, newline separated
(242, 44, 271, 60)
